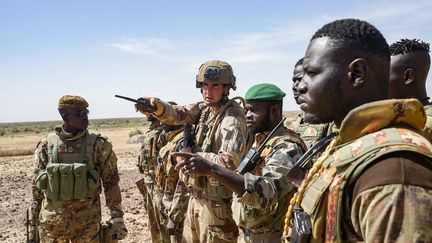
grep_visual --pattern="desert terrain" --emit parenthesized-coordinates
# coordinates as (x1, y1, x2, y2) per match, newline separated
(0, 126, 152, 242)
(0, 112, 299, 243)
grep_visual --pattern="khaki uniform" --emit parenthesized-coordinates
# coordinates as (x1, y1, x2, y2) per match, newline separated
(285, 99, 432, 242)
(137, 125, 166, 243)
(157, 99, 248, 243)
(292, 112, 334, 148)
(232, 127, 306, 243)
(154, 128, 185, 242)
(31, 126, 124, 242)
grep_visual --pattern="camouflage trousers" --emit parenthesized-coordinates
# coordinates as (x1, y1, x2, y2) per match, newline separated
(238, 228, 282, 243)
(144, 182, 164, 243)
(182, 196, 238, 243)
(39, 222, 100, 243)
(153, 187, 170, 243)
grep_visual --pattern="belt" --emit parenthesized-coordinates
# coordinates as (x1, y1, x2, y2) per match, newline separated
(190, 189, 232, 204)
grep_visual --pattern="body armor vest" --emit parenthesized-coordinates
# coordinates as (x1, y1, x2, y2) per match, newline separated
(238, 128, 307, 231)
(298, 127, 432, 242)
(155, 129, 183, 193)
(185, 98, 242, 202)
(36, 132, 101, 203)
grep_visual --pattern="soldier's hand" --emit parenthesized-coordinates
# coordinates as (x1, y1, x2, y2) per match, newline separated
(172, 152, 213, 176)
(110, 217, 128, 240)
(166, 219, 176, 232)
(135, 97, 164, 116)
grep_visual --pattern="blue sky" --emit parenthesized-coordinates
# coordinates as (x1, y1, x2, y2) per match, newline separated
(1, 0, 432, 122)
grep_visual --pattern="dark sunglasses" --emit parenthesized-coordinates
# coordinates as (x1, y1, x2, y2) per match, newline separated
(69, 109, 89, 117)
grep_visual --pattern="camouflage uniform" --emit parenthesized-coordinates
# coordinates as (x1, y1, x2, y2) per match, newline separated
(136, 124, 165, 243)
(292, 112, 334, 148)
(422, 104, 432, 141)
(157, 99, 248, 243)
(154, 128, 186, 242)
(31, 126, 124, 242)
(232, 127, 306, 243)
(284, 99, 432, 242)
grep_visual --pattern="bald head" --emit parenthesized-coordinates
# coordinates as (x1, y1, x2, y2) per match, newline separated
(389, 39, 431, 104)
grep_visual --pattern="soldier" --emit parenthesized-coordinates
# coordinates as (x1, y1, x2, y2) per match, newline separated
(291, 58, 333, 147)
(135, 114, 165, 243)
(174, 83, 307, 243)
(29, 95, 127, 242)
(282, 19, 432, 242)
(389, 38, 432, 140)
(154, 122, 187, 242)
(135, 60, 248, 242)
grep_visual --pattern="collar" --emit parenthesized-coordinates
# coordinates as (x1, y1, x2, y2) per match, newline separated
(339, 98, 425, 143)
(54, 125, 87, 141)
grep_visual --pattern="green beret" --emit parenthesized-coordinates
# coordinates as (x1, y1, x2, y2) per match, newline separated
(245, 83, 286, 101)
(58, 95, 89, 109)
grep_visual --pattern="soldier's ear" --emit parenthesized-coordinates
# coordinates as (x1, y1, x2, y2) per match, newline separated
(404, 68, 415, 85)
(347, 58, 367, 88)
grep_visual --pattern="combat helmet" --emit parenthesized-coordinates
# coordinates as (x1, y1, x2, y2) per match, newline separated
(196, 60, 236, 90)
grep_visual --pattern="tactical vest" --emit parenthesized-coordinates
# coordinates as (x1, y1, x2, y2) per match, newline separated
(155, 130, 183, 193)
(237, 129, 307, 231)
(186, 98, 243, 202)
(298, 127, 432, 242)
(293, 114, 330, 148)
(138, 127, 164, 176)
(422, 105, 432, 142)
(35, 132, 102, 202)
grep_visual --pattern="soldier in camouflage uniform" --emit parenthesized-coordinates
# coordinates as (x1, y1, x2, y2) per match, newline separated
(389, 38, 432, 141)
(282, 19, 432, 242)
(174, 83, 307, 243)
(154, 122, 187, 242)
(135, 114, 165, 243)
(29, 95, 127, 243)
(291, 58, 334, 147)
(135, 60, 248, 242)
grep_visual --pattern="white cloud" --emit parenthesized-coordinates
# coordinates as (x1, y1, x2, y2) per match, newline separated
(105, 37, 175, 55)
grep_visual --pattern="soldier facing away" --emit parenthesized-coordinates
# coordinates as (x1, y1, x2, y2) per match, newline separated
(135, 60, 248, 242)
(135, 114, 166, 243)
(29, 95, 127, 243)
(173, 83, 307, 243)
(389, 38, 432, 141)
(283, 19, 432, 242)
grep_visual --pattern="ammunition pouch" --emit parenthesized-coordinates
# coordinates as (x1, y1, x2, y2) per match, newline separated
(36, 163, 101, 201)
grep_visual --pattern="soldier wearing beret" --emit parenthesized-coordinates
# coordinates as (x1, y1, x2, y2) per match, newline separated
(174, 83, 307, 243)
(29, 95, 128, 242)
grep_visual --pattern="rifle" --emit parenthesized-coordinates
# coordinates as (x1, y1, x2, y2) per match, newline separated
(26, 208, 39, 243)
(181, 124, 195, 152)
(114, 95, 157, 113)
(286, 132, 337, 188)
(235, 118, 286, 174)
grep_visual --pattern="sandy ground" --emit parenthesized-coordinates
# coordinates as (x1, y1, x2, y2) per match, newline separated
(0, 127, 152, 242)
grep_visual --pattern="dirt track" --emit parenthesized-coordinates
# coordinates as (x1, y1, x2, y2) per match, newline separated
(0, 128, 152, 242)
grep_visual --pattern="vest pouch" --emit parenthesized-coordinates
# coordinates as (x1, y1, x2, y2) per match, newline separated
(87, 167, 101, 192)
(36, 171, 48, 190)
(73, 163, 88, 199)
(59, 164, 74, 201)
(46, 164, 60, 201)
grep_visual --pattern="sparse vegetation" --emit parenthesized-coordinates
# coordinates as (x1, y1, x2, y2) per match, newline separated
(128, 128, 143, 138)
(0, 117, 146, 137)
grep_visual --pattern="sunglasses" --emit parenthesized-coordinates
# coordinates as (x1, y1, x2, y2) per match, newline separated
(69, 109, 89, 117)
